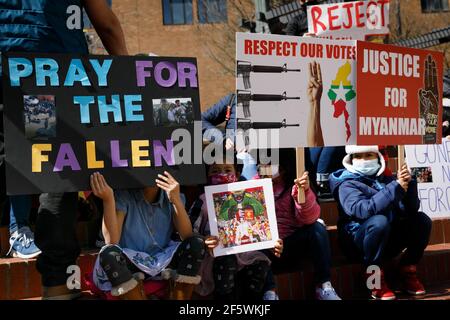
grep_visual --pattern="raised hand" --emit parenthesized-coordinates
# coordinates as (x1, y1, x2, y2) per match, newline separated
(90, 172, 114, 201)
(307, 61, 323, 104)
(155, 171, 181, 204)
(419, 55, 439, 143)
(294, 171, 310, 192)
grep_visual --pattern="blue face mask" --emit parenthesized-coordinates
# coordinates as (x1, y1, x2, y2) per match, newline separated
(352, 159, 381, 176)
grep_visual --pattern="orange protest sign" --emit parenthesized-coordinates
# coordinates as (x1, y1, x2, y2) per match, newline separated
(356, 41, 443, 145)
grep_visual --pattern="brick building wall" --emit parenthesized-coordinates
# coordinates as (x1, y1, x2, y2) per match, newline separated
(389, 0, 450, 68)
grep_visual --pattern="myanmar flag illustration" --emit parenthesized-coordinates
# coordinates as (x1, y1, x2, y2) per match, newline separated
(327, 62, 356, 142)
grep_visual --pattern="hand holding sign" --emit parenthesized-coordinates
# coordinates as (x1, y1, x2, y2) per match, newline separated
(294, 171, 310, 201)
(419, 55, 439, 144)
(396, 163, 411, 192)
(307, 61, 323, 104)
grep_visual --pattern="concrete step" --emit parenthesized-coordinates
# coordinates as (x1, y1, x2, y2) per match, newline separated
(0, 250, 98, 300)
(2, 243, 450, 300)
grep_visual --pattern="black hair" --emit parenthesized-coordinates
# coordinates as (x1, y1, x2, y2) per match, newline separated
(204, 141, 239, 174)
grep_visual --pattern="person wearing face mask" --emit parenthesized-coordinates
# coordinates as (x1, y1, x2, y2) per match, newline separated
(329, 145, 432, 300)
(188, 153, 283, 301)
(260, 148, 341, 300)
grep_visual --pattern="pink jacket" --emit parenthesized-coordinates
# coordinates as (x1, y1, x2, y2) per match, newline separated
(273, 180, 321, 239)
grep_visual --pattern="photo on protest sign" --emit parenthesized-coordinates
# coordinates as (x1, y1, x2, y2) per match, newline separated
(2, 52, 206, 195)
(23, 95, 56, 140)
(235, 32, 357, 149)
(153, 97, 194, 127)
(356, 41, 444, 145)
(307, 0, 390, 40)
(410, 167, 433, 183)
(205, 179, 279, 257)
(405, 139, 450, 219)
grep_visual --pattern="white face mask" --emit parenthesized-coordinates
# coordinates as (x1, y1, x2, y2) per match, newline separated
(352, 158, 381, 176)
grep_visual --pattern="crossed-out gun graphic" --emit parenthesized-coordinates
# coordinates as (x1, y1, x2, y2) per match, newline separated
(237, 90, 301, 118)
(237, 61, 301, 89)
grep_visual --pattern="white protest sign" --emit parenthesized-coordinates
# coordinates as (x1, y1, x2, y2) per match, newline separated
(235, 32, 357, 149)
(307, 0, 390, 40)
(204, 179, 279, 257)
(405, 139, 450, 219)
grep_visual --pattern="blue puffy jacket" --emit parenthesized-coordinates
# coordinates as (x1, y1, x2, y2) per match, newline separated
(329, 169, 420, 236)
(0, 0, 88, 55)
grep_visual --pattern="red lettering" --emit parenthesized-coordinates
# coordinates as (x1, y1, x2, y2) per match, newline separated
(327, 5, 340, 31)
(366, 1, 378, 26)
(244, 40, 252, 54)
(268, 41, 275, 55)
(311, 6, 326, 33)
(282, 43, 288, 56)
(355, 1, 365, 27)
(276, 42, 281, 56)
(291, 42, 298, 57)
(342, 2, 354, 29)
(316, 44, 323, 58)
(260, 40, 267, 55)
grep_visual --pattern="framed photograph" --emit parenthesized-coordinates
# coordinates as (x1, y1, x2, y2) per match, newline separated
(204, 178, 279, 257)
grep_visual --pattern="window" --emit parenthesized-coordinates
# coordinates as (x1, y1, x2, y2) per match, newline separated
(162, 0, 193, 25)
(421, 0, 449, 12)
(198, 0, 227, 24)
(83, 0, 112, 29)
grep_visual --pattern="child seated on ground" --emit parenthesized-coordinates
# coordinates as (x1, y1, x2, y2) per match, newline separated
(189, 153, 283, 300)
(329, 145, 431, 300)
(90, 171, 206, 300)
(260, 148, 341, 300)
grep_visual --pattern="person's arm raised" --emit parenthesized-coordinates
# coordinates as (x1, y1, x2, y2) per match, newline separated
(83, 0, 128, 55)
(156, 171, 193, 240)
(90, 172, 125, 244)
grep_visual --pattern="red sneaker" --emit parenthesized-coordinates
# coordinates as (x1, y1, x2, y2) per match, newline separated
(400, 265, 426, 295)
(367, 269, 396, 300)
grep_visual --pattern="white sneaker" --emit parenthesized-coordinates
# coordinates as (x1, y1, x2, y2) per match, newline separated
(315, 281, 342, 300)
(263, 290, 279, 300)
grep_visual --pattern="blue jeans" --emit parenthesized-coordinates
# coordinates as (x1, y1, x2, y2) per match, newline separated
(269, 221, 332, 285)
(305, 146, 346, 182)
(343, 212, 432, 266)
(9, 195, 32, 234)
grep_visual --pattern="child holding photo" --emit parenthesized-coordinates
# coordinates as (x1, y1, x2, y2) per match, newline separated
(90, 171, 206, 300)
(189, 153, 283, 300)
